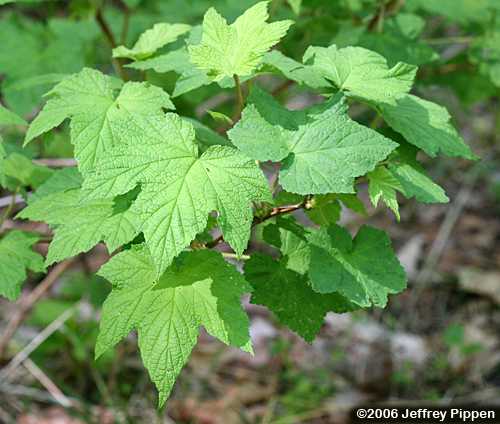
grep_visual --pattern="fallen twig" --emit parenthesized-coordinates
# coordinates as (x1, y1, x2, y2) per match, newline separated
(0, 260, 74, 360)
(23, 358, 74, 408)
(0, 304, 77, 381)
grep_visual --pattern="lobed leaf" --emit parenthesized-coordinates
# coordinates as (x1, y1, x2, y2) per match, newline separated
(113, 23, 191, 61)
(308, 225, 407, 308)
(25, 68, 174, 174)
(97, 247, 252, 406)
(189, 1, 293, 81)
(82, 113, 271, 275)
(229, 87, 397, 194)
(0, 231, 45, 300)
(246, 253, 357, 342)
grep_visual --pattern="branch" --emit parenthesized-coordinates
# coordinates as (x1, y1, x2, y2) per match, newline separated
(205, 200, 309, 249)
(0, 260, 74, 360)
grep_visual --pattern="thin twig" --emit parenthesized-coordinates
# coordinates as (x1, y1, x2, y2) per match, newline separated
(0, 187, 19, 230)
(0, 260, 74, 360)
(0, 305, 77, 381)
(423, 36, 474, 45)
(23, 358, 74, 407)
(33, 158, 77, 167)
(221, 252, 251, 261)
(95, 8, 128, 81)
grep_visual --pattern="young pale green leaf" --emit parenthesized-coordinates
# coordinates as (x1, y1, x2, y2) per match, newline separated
(304, 45, 417, 102)
(208, 110, 233, 126)
(228, 87, 397, 194)
(0, 103, 27, 126)
(18, 188, 140, 265)
(0, 231, 45, 300)
(379, 94, 476, 159)
(286, 0, 302, 15)
(25, 68, 174, 174)
(96, 247, 252, 406)
(245, 253, 357, 342)
(367, 167, 403, 220)
(82, 113, 271, 275)
(113, 23, 191, 61)
(308, 225, 407, 308)
(188, 1, 293, 80)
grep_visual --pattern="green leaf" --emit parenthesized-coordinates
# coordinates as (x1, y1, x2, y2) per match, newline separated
(3, 73, 68, 97)
(245, 253, 357, 342)
(306, 195, 341, 225)
(389, 144, 449, 204)
(113, 23, 191, 61)
(367, 166, 402, 220)
(378, 94, 476, 159)
(357, 32, 438, 67)
(0, 16, 99, 115)
(96, 247, 252, 406)
(308, 225, 407, 307)
(187, 118, 233, 151)
(25, 68, 174, 174)
(336, 193, 368, 216)
(469, 32, 500, 88)
(129, 48, 212, 97)
(188, 1, 293, 81)
(82, 113, 271, 274)
(286, 0, 302, 15)
(261, 50, 329, 89)
(3, 153, 54, 188)
(18, 188, 140, 265)
(0, 103, 27, 126)
(304, 45, 417, 102)
(0, 231, 45, 300)
(263, 216, 310, 275)
(228, 87, 397, 194)
(29, 167, 82, 202)
(208, 110, 233, 126)
(339, 14, 438, 67)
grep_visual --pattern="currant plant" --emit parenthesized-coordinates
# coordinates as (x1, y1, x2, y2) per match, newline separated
(1, 0, 491, 407)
